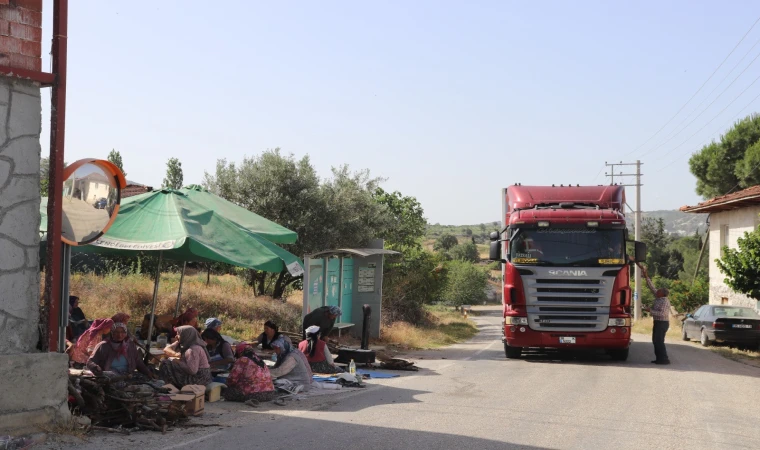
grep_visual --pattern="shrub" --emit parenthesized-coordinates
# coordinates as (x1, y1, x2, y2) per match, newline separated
(442, 261, 488, 306)
(448, 243, 479, 263)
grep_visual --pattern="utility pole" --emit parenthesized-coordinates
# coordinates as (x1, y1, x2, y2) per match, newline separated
(605, 160, 643, 321)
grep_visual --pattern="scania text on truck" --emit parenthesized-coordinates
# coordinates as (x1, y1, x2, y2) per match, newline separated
(488, 184, 647, 361)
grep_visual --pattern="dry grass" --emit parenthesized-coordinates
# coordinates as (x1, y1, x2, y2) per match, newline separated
(61, 272, 302, 341)
(477, 244, 490, 259)
(631, 316, 683, 340)
(379, 305, 478, 349)
(705, 345, 760, 368)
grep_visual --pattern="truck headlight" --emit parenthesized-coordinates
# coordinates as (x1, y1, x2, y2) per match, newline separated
(608, 318, 631, 327)
(506, 317, 528, 325)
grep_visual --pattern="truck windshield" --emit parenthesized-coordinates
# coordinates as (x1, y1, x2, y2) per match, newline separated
(510, 228, 626, 266)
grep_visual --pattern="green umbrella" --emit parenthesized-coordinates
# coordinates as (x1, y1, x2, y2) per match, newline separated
(44, 189, 303, 347)
(88, 188, 302, 273)
(180, 185, 297, 244)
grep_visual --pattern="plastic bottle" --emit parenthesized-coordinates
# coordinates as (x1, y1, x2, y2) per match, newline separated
(349, 359, 356, 375)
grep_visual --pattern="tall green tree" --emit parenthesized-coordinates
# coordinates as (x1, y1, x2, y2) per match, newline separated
(203, 149, 393, 298)
(374, 187, 426, 252)
(689, 114, 760, 199)
(717, 226, 760, 301)
(107, 149, 126, 178)
(638, 218, 683, 279)
(162, 157, 184, 189)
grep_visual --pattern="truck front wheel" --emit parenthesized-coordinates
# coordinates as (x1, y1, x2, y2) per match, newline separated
(504, 342, 522, 359)
(608, 348, 629, 361)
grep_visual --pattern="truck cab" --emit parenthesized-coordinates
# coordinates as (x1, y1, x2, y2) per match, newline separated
(489, 185, 647, 361)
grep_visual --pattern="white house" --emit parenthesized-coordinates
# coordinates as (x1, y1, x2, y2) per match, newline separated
(681, 185, 760, 310)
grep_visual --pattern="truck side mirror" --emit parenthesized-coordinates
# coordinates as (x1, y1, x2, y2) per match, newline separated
(489, 240, 504, 262)
(633, 241, 647, 263)
(489, 231, 499, 241)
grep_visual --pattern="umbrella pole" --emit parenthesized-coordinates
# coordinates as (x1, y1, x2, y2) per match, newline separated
(175, 262, 186, 316)
(144, 251, 163, 363)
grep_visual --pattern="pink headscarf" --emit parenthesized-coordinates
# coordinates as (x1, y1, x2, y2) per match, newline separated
(69, 318, 114, 364)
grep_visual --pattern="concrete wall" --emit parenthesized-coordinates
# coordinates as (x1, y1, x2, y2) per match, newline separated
(708, 207, 760, 310)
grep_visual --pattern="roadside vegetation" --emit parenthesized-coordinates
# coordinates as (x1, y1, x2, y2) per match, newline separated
(380, 305, 478, 349)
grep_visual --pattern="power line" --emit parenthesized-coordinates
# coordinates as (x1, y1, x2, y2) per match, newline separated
(655, 73, 760, 161)
(656, 90, 760, 172)
(679, 34, 760, 128)
(639, 50, 760, 159)
(623, 15, 760, 158)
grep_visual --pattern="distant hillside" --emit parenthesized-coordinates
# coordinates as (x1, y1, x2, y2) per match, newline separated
(427, 210, 708, 238)
(626, 210, 708, 236)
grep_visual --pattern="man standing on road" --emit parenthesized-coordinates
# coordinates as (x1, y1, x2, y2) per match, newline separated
(637, 262, 671, 365)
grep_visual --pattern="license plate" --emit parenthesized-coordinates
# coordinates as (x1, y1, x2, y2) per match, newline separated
(559, 337, 576, 344)
(732, 324, 752, 328)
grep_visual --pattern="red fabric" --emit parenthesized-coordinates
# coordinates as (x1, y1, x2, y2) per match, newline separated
(226, 354, 274, 396)
(111, 313, 130, 324)
(69, 319, 113, 364)
(298, 339, 327, 363)
(172, 308, 199, 327)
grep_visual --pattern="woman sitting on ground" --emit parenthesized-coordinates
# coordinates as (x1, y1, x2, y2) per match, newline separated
(268, 337, 312, 391)
(87, 322, 156, 380)
(68, 319, 114, 368)
(158, 325, 213, 388)
(255, 320, 285, 350)
(223, 342, 276, 404)
(298, 325, 344, 374)
(201, 328, 235, 372)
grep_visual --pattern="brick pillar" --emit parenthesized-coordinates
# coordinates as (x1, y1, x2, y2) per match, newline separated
(0, 0, 69, 435)
(0, 0, 42, 71)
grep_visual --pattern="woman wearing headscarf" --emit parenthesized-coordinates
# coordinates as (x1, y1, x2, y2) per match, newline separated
(268, 336, 312, 391)
(298, 325, 344, 374)
(223, 342, 276, 403)
(68, 296, 89, 341)
(87, 322, 156, 379)
(201, 328, 235, 371)
(158, 325, 212, 388)
(68, 319, 114, 367)
(255, 320, 291, 350)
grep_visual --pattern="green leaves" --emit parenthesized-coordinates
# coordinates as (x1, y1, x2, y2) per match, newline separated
(441, 260, 488, 307)
(689, 113, 760, 199)
(717, 225, 760, 301)
(162, 157, 184, 189)
(107, 149, 126, 178)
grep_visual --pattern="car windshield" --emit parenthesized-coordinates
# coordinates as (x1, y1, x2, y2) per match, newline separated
(509, 228, 625, 267)
(712, 307, 760, 319)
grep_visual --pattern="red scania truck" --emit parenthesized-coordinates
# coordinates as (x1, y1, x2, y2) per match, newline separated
(488, 185, 646, 361)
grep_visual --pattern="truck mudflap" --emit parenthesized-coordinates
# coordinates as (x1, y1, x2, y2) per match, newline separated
(504, 326, 631, 349)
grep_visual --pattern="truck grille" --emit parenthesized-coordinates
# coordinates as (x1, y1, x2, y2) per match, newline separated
(522, 269, 615, 332)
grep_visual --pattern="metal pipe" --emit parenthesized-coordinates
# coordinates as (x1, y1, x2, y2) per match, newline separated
(693, 214, 711, 285)
(634, 160, 642, 322)
(144, 251, 163, 361)
(58, 243, 71, 352)
(175, 261, 187, 316)
(337, 256, 344, 310)
(44, 0, 69, 352)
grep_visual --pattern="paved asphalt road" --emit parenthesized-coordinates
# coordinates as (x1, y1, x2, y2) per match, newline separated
(51, 306, 760, 450)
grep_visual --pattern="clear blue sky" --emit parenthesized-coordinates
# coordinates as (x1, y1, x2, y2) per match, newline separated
(39, 0, 760, 224)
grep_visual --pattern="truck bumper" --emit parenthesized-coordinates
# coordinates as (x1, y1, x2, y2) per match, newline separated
(504, 326, 631, 350)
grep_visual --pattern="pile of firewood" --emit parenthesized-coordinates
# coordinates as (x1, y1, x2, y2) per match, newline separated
(67, 371, 189, 434)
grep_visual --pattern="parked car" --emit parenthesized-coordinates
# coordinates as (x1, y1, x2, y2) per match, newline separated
(94, 197, 107, 209)
(682, 305, 760, 349)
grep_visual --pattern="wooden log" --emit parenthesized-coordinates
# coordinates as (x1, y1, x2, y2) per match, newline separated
(91, 426, 130, 435)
